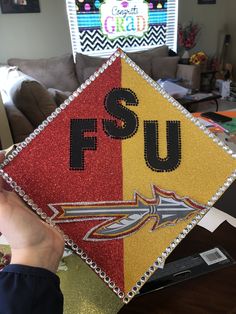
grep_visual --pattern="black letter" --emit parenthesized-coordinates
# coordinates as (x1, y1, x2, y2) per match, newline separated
(103, 88, 138, 139)
(144, 120, 181, 172)
(70, 119, 97, 170)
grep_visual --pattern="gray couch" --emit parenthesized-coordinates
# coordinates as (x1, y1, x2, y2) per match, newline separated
(1, 45, 200, 144)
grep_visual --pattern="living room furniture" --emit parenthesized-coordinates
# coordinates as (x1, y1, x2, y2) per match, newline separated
(0, 91, 13, 150)
(178, 92, 221, 112)
(200, 70, 217, 92)
(0, 46, 200, 145)
(118, 222, 236, 313)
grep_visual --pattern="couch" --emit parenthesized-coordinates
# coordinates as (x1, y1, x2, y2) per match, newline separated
(0, 45, 200, 144)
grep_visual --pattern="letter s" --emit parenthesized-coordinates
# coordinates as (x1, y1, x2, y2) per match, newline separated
(103, 88, 139, 139)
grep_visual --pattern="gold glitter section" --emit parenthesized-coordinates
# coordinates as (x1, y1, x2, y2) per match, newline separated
(58, 254, 123, 314)
(0, 248, 123, 313)
(0, 244, 10, 255)
(121, 59, 236, 293)
(121, 59, 236, 204)
(124, 217, 194, 293)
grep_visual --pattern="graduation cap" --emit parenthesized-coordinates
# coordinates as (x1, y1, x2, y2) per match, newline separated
(1, 49, 236, 303)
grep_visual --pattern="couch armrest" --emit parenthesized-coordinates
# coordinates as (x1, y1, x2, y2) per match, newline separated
(5, 72, 57, 129)
(0, 92, 14, 149)
(4, 102, 34, 144)
(176, 64, 201, 90)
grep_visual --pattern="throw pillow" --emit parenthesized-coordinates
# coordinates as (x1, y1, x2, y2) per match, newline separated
(4, 105, 34, 143)
(135, 45, 169, 58)
(75, 46, 169, 84)
(152, 56, 180, 81)
(13, 80, 57, 128)
(47, 88, 71, 106)
(127, 52, 152, 77)
(127, 45, 169, 77)
(83, 67, 99, 82)
(75, 53, 107, 84)
(8, 54, 79, 92)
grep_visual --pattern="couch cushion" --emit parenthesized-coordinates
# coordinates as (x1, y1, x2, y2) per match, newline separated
(127, 52, 152, 77)
(47, 88, 71, 106)
(127, 45, 169, 77)
(8, 54, 78, 92)
(76, 45, 169, 83)
(152, 56, 180, 81)
(131, 45, 168, 59)
(176, 64, 201, 90)
(4, 103, 34, 143)
(75, 53, 107, 84)
(13, 80, 57, 128)
(83, 67, 100, 82)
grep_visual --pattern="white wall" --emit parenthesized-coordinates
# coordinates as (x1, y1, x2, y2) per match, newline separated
(1, 0, 235, 76)
(0, 0, 72, 63)
(178, 0, 235, 77)
(226, 1, 236, 78)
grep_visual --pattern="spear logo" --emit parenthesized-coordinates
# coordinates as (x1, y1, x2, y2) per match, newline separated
(48, 186, 205, 241)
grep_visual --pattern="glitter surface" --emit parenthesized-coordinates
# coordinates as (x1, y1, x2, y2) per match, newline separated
(59, 255, 123, 314)
(2, 51, 236, 303)
(4, 58, 125, 290)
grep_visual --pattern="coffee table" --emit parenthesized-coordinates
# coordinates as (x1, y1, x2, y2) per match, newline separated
(178, 92, 221, 112)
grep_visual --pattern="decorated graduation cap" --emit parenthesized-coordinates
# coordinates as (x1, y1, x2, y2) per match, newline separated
(1, 49, 236, 303)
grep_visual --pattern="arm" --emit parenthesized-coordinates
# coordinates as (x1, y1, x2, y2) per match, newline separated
(0, 265, 63, 314)
(0, 152, 64, 313)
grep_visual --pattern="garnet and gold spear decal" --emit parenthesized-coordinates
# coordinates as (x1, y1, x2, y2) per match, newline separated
(48, 186, 206, 241)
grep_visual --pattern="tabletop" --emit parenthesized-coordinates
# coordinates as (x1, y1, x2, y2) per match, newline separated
(119, 111, 236, 313)
(119, 223, 236, 313)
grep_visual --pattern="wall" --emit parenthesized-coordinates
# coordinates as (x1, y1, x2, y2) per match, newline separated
(178, 0, 235, 78)
(226, 1, 236, 78)
(1, 0, 235, 74)
(0, 0, 72, 64)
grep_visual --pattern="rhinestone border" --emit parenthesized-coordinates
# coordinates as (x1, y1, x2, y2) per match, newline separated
(0, 49, 235, 304)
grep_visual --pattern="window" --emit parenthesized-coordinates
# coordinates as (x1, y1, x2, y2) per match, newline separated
(66, 0, 178, 57)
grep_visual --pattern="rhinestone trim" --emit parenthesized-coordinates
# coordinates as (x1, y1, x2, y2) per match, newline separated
(0, 50, 236, 304)
(125, 53, 236, 160)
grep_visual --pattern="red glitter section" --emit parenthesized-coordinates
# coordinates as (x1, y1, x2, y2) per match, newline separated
(4, 58, 125, 290)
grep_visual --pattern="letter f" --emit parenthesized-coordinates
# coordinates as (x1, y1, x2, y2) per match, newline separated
(70, 119, 97, 170)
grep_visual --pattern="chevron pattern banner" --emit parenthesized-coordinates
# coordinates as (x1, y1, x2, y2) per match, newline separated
(79, 25, 166, 53)
(74, 0, 168, 54)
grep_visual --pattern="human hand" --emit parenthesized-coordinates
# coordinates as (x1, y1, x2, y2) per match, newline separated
(0, 153, 64, 273)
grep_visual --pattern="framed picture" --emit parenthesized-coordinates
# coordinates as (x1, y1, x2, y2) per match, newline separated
(0, 0, 40, 13)
(198, 0, 216, 4)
